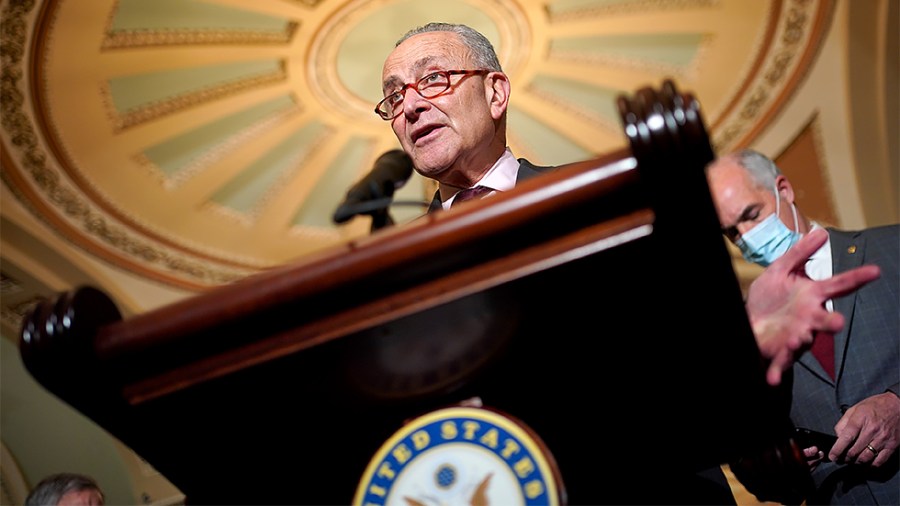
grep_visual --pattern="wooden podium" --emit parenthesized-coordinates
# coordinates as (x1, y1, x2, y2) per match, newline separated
(19, 81, 805, 504)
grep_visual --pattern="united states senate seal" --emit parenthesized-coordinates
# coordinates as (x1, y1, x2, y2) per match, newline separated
(354, 406, 564, 506)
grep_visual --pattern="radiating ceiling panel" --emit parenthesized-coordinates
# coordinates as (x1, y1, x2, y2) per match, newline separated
(508, 106, 593, 165)
(527, 75, 622, 124)
(143, 94, 299, 182)
(210, 120, 329, 215)
(107, 59, 286, 130)
(292, 136, 371, 229)
(114, 0, 289, 30)
(550, 33, 705, 68)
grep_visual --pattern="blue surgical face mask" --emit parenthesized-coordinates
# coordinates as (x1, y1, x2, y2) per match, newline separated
(735, 185, 801, 267)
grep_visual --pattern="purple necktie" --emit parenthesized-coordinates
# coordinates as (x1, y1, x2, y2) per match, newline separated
(811, 331, 835, 379)
(796, 268, 835, 379)
(451, 186, 494, 208)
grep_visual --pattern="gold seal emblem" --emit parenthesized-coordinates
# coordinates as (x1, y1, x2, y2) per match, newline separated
(354, 405, 564, 506)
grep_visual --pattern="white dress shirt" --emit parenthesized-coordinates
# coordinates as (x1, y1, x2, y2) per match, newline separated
(443, 148, 518, 210)
(804, 223, 834, 311)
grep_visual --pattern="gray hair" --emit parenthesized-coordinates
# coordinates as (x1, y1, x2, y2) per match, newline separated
(718, 149, 782, 189)
(396, 22, 503, 72)
(25, 473, 104, 506)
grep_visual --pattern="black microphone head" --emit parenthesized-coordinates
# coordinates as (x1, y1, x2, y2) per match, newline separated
(372, 149, 414, 189)
(332, 149, 414, 224)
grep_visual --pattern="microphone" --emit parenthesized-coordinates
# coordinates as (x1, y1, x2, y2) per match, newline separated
(333, 149, 414, 224)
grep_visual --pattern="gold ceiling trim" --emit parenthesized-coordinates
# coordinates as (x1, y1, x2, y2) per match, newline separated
(104, 64, 289, 132)
(547, 0, 717, 22)
(308, 0, 389, 118)
(0, 294, 44, 337)
(307, 0, 532, 119)
(1, 142, 251, 289)
(101, 23, 299, 49)
(1, 0, 255, 290)
(711, 0, 834, 151)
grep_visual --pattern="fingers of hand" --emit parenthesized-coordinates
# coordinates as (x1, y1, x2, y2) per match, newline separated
(819, 310, 845, 334)
(802, 446, 823, 460)
(825, 265, 881, 299)
(775, 229, 828, 272)
(871, 445, 895, 467)
(766, 362, 782, 386)
(836, 436, 883, 465)
(849, 442, 882, 465)
(766, 349, 792, 386)
(865, 443, 879, 457)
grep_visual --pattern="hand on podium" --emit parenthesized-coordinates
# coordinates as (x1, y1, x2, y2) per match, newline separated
(745, 228, 881, 386)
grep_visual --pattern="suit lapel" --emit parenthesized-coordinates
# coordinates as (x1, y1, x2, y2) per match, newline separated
(828, 228, 865, 380)
(428, 191, 442, 213)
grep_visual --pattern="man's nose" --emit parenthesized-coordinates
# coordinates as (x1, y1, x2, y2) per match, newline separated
(735, 222, 755, 238)
(402, 87, 430, 116)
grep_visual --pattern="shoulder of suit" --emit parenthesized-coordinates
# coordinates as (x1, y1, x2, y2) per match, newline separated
(517, 158, 557, 173)
(826, 224, 899, 238)
(828, 224, 900, 268)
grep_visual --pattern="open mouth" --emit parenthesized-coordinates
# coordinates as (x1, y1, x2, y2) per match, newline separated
(412, 125, 440, 143)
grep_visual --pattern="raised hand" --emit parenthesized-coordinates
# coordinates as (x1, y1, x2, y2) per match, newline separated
(744, 228, 881, 385)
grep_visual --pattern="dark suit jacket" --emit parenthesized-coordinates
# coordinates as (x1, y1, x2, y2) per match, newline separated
(790, 224, 899, 504)
(426, 158, 555, 213)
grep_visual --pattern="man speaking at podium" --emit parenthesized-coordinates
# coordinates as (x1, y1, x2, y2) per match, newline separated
(374, 23, 554, 212)
(374, 22, 882, 502)
(376, 21, 878, 395)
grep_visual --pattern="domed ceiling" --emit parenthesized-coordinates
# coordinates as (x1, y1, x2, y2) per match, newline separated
(6, 3, 900, 502)
(3, 0, 835, 291)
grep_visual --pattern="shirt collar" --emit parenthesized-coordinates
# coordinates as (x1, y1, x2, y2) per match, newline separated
(442, 148, 518, 210)
(805, 222, 833, 281)
(476, 148, 518, 192)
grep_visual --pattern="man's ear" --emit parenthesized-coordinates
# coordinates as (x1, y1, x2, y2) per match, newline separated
(775, 175, 796, 203)
(486, 72, 510, 120)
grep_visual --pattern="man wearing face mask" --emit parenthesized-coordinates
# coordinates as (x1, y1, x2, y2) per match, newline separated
(706, 149, 899, 504)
